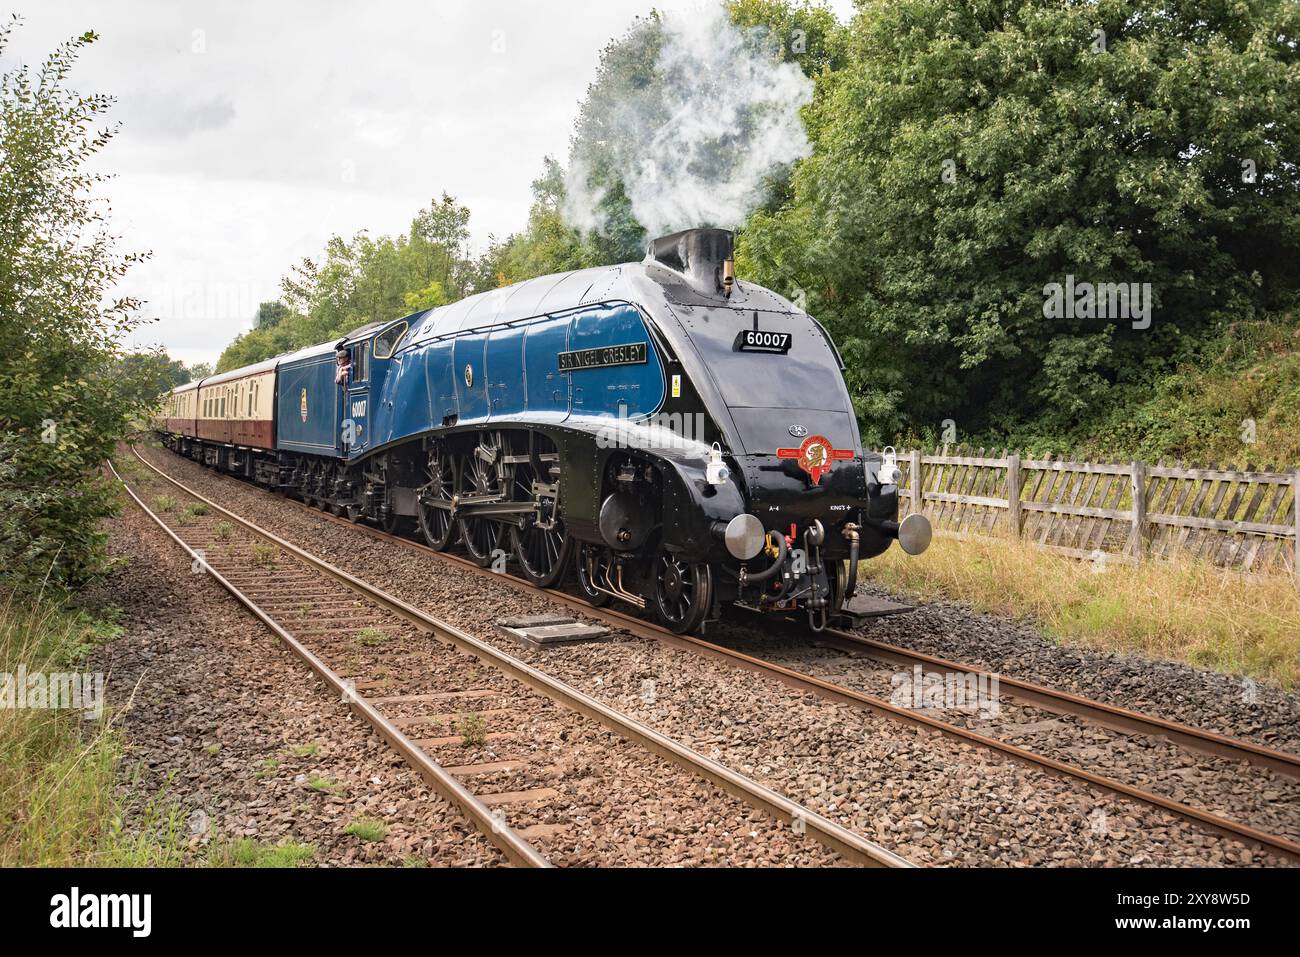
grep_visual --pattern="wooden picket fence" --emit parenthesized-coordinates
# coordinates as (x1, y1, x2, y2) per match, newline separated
(894, 448, 1300, 586)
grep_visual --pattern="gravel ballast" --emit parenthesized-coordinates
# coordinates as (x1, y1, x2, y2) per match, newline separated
(133, 446, 1298, 867)
(113, 460, 848, 867)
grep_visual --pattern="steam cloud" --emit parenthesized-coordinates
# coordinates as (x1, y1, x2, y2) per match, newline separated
(563, 3, 814, 239)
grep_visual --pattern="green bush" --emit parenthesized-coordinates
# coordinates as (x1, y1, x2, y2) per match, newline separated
(0, 23, 159, 589)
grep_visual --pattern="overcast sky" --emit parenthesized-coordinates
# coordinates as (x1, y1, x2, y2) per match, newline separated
(5, 1, 854, 366)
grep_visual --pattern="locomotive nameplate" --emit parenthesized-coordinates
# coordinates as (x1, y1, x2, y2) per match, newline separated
(734, 329, 793, 354)
(557, 341, 647, 372)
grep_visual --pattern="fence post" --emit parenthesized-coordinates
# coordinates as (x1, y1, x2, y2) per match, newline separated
(1294, 469, 1300, 592)
(1006, 453, 1022, 539)
(911, 449, 923, 516)
(1130, 460, 1147, 563)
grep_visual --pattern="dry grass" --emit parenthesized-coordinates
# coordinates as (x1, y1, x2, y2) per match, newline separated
(862, 535, 1300, 689)
(0, 590, 192, 866)
(0, 591, 120, 865)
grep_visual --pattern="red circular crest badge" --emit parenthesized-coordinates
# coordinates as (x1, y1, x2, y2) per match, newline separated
(775, 434, 854, 484)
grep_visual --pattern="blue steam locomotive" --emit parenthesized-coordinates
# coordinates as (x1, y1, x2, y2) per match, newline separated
(159, 228, 930, 633)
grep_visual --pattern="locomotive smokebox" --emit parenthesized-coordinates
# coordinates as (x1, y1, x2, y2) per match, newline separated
(646, 228, 736, 299)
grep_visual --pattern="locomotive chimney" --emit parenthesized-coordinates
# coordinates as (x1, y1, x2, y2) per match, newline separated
(646, 228, 736, 299)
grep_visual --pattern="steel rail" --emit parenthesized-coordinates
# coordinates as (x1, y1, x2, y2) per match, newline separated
(109, 460, 552, 868)
(136, 445, 1300, 863)
(126, 449, 910, 868)
(811, 627, 1300, 782)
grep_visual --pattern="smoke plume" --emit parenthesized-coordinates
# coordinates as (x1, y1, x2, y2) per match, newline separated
(563, 3, 814, 240)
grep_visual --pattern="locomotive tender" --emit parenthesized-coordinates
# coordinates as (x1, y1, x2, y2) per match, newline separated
(159, 228, 931, 633)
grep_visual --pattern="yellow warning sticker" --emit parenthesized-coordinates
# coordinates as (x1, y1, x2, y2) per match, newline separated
(671, 374, 681, 398)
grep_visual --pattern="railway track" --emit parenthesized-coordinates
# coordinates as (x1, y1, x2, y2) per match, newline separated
(131, 444, 1300, 864)
(112, 454, 909, 869)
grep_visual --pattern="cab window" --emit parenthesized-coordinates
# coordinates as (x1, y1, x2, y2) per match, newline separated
(373, 322, 407, 359)
(349, 344, 369, 383)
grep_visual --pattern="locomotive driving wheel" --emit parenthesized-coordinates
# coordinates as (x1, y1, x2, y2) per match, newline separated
(574, 542, 613, 607)
(457, 433, 506, 568)
(652, 551, 713, 634)
(416, 443, 457, 551)
(507, 435, 571, 587)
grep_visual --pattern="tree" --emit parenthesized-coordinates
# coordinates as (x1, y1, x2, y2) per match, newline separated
(114, 349, 187, 407)
(0, 21, 153, 586)
(255, 300, 288, 329)
(410, 193, 473, 300)
(727, 0, 850, 78)
(740, 0, 1300, 444)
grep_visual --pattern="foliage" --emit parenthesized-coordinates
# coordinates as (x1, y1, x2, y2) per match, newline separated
(342, 817, 387, 842)
(455, 712, 487, 748)
(255, 300, 288, 329)
(353, 626, 389, 647)
(0, 22, 155, 588)
(727, 0, 851, 78)
(740, 0, 1300, 446)
(112, 348, 197, 409)
(1041, 317, 1300, 467)
(249, 542, 278, 566)
(207, 838, 316, 868)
